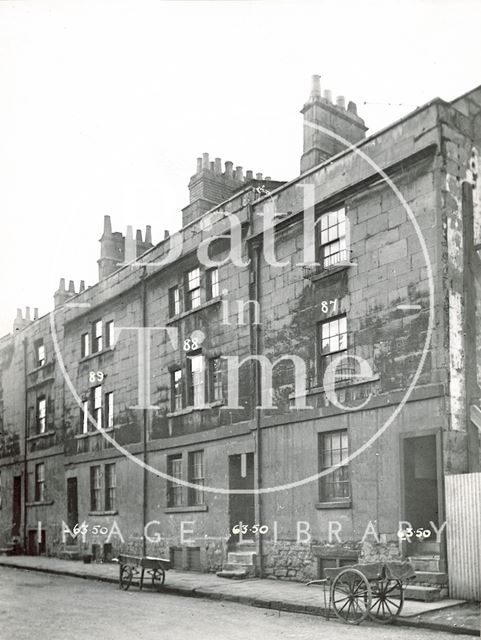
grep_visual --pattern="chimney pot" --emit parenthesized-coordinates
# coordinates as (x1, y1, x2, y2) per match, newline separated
(336, 95, 346, 109)
(16, 308, 22, 319)
(79, 280, 85, 292)
(136, 229, 143, 244)
(323, 89, 332, 103)
(59, 278, 66, 291)
(256, 172, 263, 180)
(310, 74, 322, 100)
(34, 307, 39, 320)
(25, 306, 31, 320)
(145, 225, 152, 245)
(347, 100, 357, 115)
(164, 230, 170, 240)
(68, 280, 75, 293)
(196, 157, 202, 173)
(235, 166, 244, 181)
(210, 161, 215, 172)
(225, 161, 233, 178)
(103, 214, 112, 236)
(124, 226, 136, 263)
(202, 152, 210, 169)
(246, 170, 253, 180)
(265, 176, 272, 181)
(214, 158, 222, 174)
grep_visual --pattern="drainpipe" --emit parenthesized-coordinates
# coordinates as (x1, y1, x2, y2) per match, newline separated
(249, 203, 264, 578)
(141, 267, 148, 557)
(23, 337, 28, 551)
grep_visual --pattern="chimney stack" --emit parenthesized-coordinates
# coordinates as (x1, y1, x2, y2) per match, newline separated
(54, 277, 71, 309)
(300, 75, 367, 173)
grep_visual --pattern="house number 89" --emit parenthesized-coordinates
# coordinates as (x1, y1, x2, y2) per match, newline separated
(89, 371, 104, 382)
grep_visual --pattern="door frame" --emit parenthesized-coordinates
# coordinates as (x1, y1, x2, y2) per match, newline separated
(399, 428, 445, 559)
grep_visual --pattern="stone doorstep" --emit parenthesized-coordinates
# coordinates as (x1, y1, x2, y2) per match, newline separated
(216, 569, 248, 580)
(414, 571, 448, 585)
(408, 556, 443, 572)
(227, 552, 256, 565)
(405, 585, 443, 602)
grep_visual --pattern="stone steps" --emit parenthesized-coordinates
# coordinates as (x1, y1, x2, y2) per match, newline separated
(413, 571, 448, 585)
(408, 555, 445, 572)
(404, 584, 445, 602)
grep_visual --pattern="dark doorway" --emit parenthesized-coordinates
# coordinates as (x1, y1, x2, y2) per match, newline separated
(66, 477, 78, 544)
(229, 453, 255, 545)
(27, 529, 46, 555)
(12, 476, 21, 538)
(403, 435, 439, 550)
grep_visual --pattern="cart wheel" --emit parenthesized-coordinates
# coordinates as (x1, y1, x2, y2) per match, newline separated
(120, 565, 133, 591)
(151, 567, 165, 591)
(331, 568, 372, 625)
(369, 579, 404, 624)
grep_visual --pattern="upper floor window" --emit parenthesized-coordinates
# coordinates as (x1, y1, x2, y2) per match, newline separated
(185, 268, 201, 311)
(209, 357, 224, 402)
(105, 320, 114, 349)
(82, 400, 89, 434)
(36, 397, 47, 434)
(93, 320, 103, 353)
(319, 430, 350, 502)
(81, 332, 90, 358)
(206, 267, 219, 300)
(188, 451, 205, 506)
(35, 341, 46, 367)
(105, 391, 114, 429)
(171, 369, 183, 411)
(318, 315, 349, 383)
(92, 385, 102, 430)
(318, 207, 347, 269)
(167, 455, 183, 507)
(188, 353, 204, 407)
(35, 462, 46, 502)
(169, 285, 181, 317)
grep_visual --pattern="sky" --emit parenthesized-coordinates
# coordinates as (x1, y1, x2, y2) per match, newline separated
(0, 0, 480, 337)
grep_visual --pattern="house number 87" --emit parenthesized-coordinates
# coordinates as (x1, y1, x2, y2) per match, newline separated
(89, 371, 104, 382)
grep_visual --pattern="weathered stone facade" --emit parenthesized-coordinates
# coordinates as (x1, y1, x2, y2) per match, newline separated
(0, 79, 480, 586)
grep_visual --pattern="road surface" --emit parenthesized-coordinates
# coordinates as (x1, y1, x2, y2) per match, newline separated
(0, 566, 473, 640)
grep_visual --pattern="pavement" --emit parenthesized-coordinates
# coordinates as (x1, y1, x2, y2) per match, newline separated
(0, 555, 479, 636)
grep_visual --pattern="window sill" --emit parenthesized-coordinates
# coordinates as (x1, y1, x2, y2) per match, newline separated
(307, 262, 354, 282)
(290, 374, 380, 400)
(27, 431, 55, 441)
(75, 428, 115, 439)
(88, 510, 118, 516)
(26, 500, 54, 507)
(164, 505, 208, 514)
(316, 500, 352, 510)
(79, 347, 114, 363)
(166, 296, 222, 324)
(28, 362, 53, 375)
(167, 401, 224, 418)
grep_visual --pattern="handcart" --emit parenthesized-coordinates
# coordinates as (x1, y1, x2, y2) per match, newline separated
(307, 561, 416, 625)
(117, 554, 171, 592)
